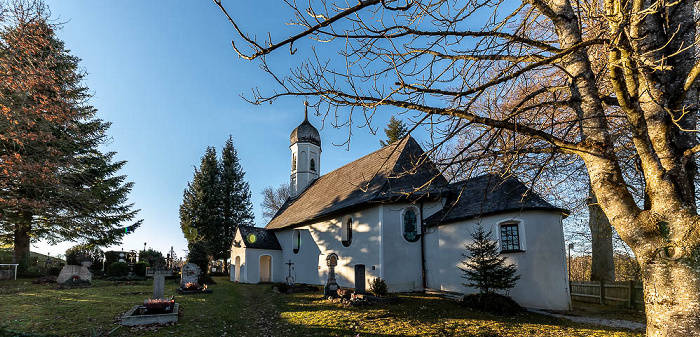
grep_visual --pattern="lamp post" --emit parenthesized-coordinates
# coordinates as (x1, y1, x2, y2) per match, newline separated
(568, 243, 574, 282)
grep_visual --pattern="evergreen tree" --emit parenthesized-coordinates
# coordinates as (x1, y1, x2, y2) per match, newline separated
(459, 225, 520, 294)
(0, 1, 140, 265)
(179, 146, 221, 256)
(379, 116, 409, 146)
(219, 136, 254, 260)
(180, 139, 254, 272)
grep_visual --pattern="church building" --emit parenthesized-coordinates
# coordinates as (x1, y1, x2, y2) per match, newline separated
(230, 110, 572, 310)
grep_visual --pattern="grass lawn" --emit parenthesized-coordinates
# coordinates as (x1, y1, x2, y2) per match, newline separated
(0, 276, 643, 337)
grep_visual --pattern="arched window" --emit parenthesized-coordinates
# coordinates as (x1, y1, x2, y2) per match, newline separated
(310, 158, 316, 172)
(292, 229, 301, 254)
(403, 209, 419, 242)
(341, 217, 353, 247)
(292, 154, 297, 171)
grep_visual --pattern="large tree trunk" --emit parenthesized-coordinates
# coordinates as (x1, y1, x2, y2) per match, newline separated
(12, 213, 32, 265)
(588, 190, 615, 281)
(642, 256, 700, 336)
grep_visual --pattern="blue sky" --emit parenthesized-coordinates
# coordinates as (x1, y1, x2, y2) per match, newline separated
(34, 1, 421, 259)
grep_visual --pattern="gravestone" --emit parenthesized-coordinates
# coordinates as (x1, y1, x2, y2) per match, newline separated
(180, 263, 201, 288)
(57, 265, 93, 283)
(146, 268, 173, 299)
(324, 253, 339, 297)
(354, 264, 366, 294)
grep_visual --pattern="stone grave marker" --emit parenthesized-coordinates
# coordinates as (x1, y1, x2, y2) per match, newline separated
(324, 253, 339, 297)
(354, 264, 366, 294)
(180, 263, 201, 288)
(146, 268, 173, 299)
(57, 265, 93, 284)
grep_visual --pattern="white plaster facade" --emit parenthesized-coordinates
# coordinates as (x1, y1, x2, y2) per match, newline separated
(230, 203, 571, 310)
(230, 115, 571, 310)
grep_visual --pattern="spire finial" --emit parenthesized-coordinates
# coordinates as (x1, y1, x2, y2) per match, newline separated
(303, 101, 309, 121)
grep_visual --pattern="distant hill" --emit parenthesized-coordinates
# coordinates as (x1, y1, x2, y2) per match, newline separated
(0, 248, 65, 265)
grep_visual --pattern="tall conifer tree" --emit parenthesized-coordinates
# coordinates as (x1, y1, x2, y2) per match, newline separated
(180, 139, 254, 270)
(180, 147, 220, 255)
(219, 136, 254, 259)
(0, 0, 140, 265)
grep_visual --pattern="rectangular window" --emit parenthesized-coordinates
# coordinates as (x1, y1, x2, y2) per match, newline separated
(500, 223, 521, 252)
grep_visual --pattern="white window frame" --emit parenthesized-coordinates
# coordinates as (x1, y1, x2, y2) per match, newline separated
(496, 219, 526, 253)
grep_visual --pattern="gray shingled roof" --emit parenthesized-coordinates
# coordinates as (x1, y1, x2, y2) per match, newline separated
(424, 174, 567, 226)
(237, 225, 282, 250)
(266, 136, 447, 230)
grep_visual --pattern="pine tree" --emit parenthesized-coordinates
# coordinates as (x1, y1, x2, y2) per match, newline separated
(0, 1, 141, 265)
(379, 116, 409, 146)
(459, 225, 520, 294)
(219, 136, 254, 260)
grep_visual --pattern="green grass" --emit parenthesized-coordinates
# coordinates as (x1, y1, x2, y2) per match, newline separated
(0, 276, 644, 336)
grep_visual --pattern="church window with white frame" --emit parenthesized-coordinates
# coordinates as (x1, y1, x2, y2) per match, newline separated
(341, 217, 352, 247)
(293, 229, 301, 254)
(402, 208, 420, 242)
(310, 158, 316, 172)
(499, 222, 521, 252)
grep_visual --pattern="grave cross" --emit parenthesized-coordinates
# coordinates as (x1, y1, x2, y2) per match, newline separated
(324, 253, 339, 297)
(285, 260, 295, 286)
(146, 268, 173, 299)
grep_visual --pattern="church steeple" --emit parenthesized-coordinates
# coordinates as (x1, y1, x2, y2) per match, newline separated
(290, 102, 321, 197)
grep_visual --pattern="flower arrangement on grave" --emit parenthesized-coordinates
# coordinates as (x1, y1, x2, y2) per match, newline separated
(183, 282, 199, 290)
(143, 297, 175, 312)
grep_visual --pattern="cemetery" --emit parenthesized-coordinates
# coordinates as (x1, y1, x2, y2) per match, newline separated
(0, 275, 645, 336)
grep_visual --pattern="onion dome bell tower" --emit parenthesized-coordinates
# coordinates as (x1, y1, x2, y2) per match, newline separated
(290, 103, 321, 197)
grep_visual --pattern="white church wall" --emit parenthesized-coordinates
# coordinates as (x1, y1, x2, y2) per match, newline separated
(425, 210, 571, 310)
(230, 230, 247, 283)
(380, 200, 444, 292)
(243, 249, 283, 283)
(274, 206, 383, 288)
(276, 228, 323, 285)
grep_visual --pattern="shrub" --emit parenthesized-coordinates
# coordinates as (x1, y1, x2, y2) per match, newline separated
(460, 292, 524, 316)
(47, 266, 62, 276)
(187, 241, 211, 276)
(369, 277, 388, 297)
(107, 261, 129, 277)
(65, 245, 104, 270)
(133, 261, 149, 277)
(19, 266, 42, 278)
(138, 249, 165, 268)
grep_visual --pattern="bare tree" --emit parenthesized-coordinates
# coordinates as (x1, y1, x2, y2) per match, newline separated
(216, 0, 700, 334)
(261, 184, 290, 222)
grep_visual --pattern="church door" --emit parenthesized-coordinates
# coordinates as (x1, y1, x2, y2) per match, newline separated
(259, 255, 272, 283)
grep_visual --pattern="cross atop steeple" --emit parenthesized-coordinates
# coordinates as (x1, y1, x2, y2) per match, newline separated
(303, 101, 309, 121)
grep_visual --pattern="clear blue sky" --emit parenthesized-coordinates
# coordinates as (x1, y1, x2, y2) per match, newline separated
(34, 1, 421, 259)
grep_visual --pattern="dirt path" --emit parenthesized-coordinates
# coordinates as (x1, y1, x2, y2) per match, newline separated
(528, 308, 646, 332)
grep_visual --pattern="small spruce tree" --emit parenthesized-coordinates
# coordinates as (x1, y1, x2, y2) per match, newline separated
(459, 225, 520, 294)
(379, 116, 409, 146)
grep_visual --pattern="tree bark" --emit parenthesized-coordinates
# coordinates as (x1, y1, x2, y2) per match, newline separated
(12, 213, 32, 265)
(588, 190, 615, 281)
(642, 255, 700, 336)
